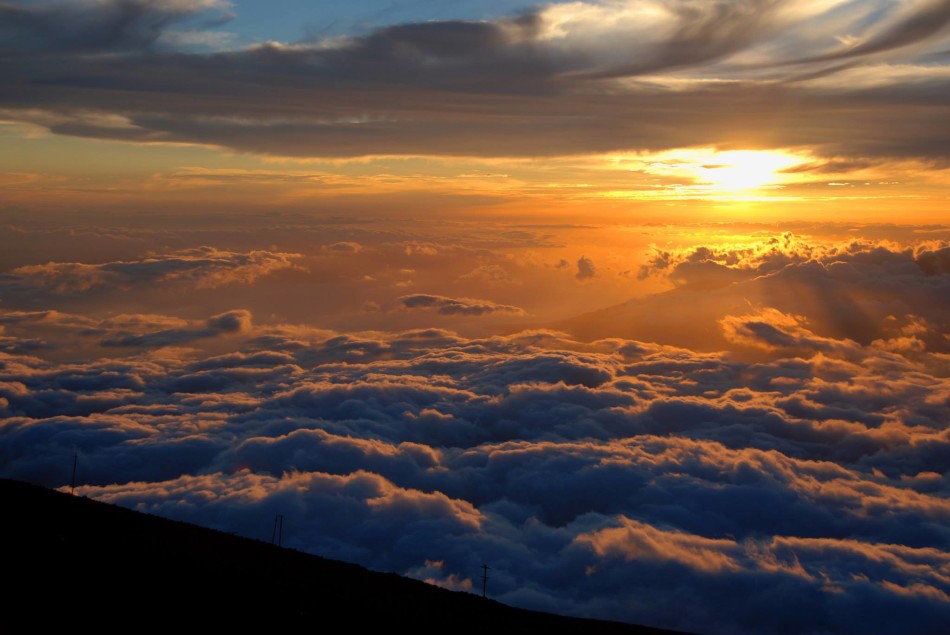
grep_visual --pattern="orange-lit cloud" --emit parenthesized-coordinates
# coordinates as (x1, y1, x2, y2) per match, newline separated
(3, 247, 300, 293)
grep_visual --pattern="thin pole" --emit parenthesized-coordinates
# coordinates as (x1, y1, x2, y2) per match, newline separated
(272, 514, 284, 547)
(70, 451, 78, 495)
(481, 564, 490, 598)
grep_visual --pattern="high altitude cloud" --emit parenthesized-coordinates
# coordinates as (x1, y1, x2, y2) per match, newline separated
(0, 0, 947, 160)
(1, 281, 948, 635)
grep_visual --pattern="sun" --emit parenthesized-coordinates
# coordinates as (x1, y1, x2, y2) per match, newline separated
(698, 150, 802, 193)
(608, 147, 812, 201)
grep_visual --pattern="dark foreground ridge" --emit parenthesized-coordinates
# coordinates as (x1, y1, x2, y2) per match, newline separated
(3, 479, 696, 633)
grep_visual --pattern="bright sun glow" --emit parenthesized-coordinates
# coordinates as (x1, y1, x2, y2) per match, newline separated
(600, 147, 812, 202)
(697, 150, 803, 192)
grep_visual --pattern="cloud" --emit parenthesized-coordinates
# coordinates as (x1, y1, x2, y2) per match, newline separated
(0, 292, 948, 635)
(407, 559, 474, 592)
(567, 234, 950, 352)
(0, 1, 946, 160)
(0, 309, 99, 329)
(720, 308, 860, 355)
(578, 517, 742, 573)
(1, 225, 948, 635)
(576, 518, 950, 633)
(1, 247, 300, 295)
(456, 264, 512, 284)
(398, 294, 525, 316)
(0, 307, 253, 350)
(575, 256, 596, 281)
(569, 0, 786, 80)
(322, 242, 363, 253)
(100, 309, 252, 347)
(779, 0, 950, 66)
(0, 0, 233, 56)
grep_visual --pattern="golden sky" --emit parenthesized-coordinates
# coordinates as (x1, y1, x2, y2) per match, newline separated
(1, 4, 948, 635)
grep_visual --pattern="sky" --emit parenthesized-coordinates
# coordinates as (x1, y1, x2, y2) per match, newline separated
(1, 2, 948, 634)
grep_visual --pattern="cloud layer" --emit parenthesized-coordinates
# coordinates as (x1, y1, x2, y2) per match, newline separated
(1, 0, 947, 160)
(1, 287, 947, 634)
(0, 246, 300, 295)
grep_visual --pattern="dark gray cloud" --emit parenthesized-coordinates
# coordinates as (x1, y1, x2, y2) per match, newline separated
(0, 0, 232, 56)
(0, 1, 947, 160)
(575, 256, 596, 281)
(398, 294, 525, 316)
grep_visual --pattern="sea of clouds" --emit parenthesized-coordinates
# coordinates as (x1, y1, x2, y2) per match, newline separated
(1, 234, 948, 635)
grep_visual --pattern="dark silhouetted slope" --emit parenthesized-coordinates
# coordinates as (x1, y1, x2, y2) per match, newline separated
(2, 479, 696, 633)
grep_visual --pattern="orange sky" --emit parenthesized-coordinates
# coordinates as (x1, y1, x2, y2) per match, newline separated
(2, 124, 947, 223)
(1, 5, 949, 634)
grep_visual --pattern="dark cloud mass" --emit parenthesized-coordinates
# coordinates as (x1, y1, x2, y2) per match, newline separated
(0, 0, 232, 56)
(0, 0, 947, 159)
(1, 232, 948, 635)
(576, 256, 596, 280)
(398, 294, 525, 316)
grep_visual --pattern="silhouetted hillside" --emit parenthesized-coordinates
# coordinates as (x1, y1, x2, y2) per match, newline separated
(3, 479, 696, 633)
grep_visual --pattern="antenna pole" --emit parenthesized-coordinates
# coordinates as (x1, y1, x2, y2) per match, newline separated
(70, 451, 78, 495)
(481, 564, 490, 599)
(272, 514, 284, 547)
